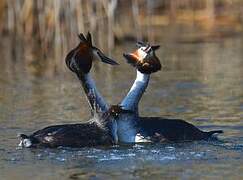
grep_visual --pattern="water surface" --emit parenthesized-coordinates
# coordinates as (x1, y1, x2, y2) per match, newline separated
(0, 35, 243, 179)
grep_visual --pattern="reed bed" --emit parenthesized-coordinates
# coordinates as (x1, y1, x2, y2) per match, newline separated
(0, 0, 242, 76)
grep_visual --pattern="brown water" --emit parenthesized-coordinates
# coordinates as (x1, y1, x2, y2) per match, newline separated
(0, 34, 243, 179)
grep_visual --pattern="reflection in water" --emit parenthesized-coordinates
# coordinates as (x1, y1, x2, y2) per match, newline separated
(0, 33, 243, 179)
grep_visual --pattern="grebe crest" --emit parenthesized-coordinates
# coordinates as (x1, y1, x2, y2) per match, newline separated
(65, 32, 118, 75)
(123, 42, 162, 74)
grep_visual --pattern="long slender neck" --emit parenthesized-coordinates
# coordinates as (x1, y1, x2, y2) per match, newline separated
(77, 73, 109, 115)
(120, 70, 150, 112)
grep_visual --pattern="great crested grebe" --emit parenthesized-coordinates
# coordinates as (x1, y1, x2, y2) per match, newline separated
(18, 33, 119, 148)
(111, 42, 223, 143)
(65, 32, 118, 114)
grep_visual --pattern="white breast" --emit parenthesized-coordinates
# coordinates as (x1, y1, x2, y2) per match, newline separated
(115, 114, 137, 143)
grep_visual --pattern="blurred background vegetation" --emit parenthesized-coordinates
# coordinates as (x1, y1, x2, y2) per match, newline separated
(0, 0, 243, 77)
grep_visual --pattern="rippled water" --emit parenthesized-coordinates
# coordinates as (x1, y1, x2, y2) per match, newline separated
(0, 35, 243, 179)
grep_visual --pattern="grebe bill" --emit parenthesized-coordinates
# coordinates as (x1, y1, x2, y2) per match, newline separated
(114, 42, 223, 143)
(65, 32, 118, 114)
(111, 45, 159, 143)
(18, 33, 118, 148)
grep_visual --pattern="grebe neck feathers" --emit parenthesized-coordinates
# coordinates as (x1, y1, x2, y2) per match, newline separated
(120, 70, 150, 113)
(66, 32, 118, 114)
(78, 72, 109, 114)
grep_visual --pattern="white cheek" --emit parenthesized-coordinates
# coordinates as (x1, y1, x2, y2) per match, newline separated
(137, 48, 147, 59)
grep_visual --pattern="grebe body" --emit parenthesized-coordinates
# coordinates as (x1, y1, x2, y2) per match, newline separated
(137, 117, 223, 142)
(112, 42, 223, 144)
(19, 121, 112, 148)
(19, 33, 118, 148)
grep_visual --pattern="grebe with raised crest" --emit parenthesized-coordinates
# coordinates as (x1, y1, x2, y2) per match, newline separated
(18, 33, 119, 148)
(111, 41, 223, 143)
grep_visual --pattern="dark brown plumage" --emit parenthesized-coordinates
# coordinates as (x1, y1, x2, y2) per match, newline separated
(139, 117, 223, 142)
(19, 122, 113, 148)
(65, 32, 118, 75)
(65, 32, 93, 74)
(123, 43, 162, 74)
(102, 105, 134, 119)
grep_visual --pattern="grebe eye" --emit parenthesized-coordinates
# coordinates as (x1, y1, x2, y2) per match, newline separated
(140, 47, 146, 51)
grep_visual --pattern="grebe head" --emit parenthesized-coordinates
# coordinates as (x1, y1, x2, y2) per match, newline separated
(65, 32, 118, 74)
(123, 42, 161, 74)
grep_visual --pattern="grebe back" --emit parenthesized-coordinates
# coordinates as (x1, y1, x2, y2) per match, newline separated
(112, 42, 223, 143)
(19, 32, 118, 148)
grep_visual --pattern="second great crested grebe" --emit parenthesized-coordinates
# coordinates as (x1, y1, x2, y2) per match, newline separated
(18, 33, 119, 148)
(111, 42, 223, 143)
